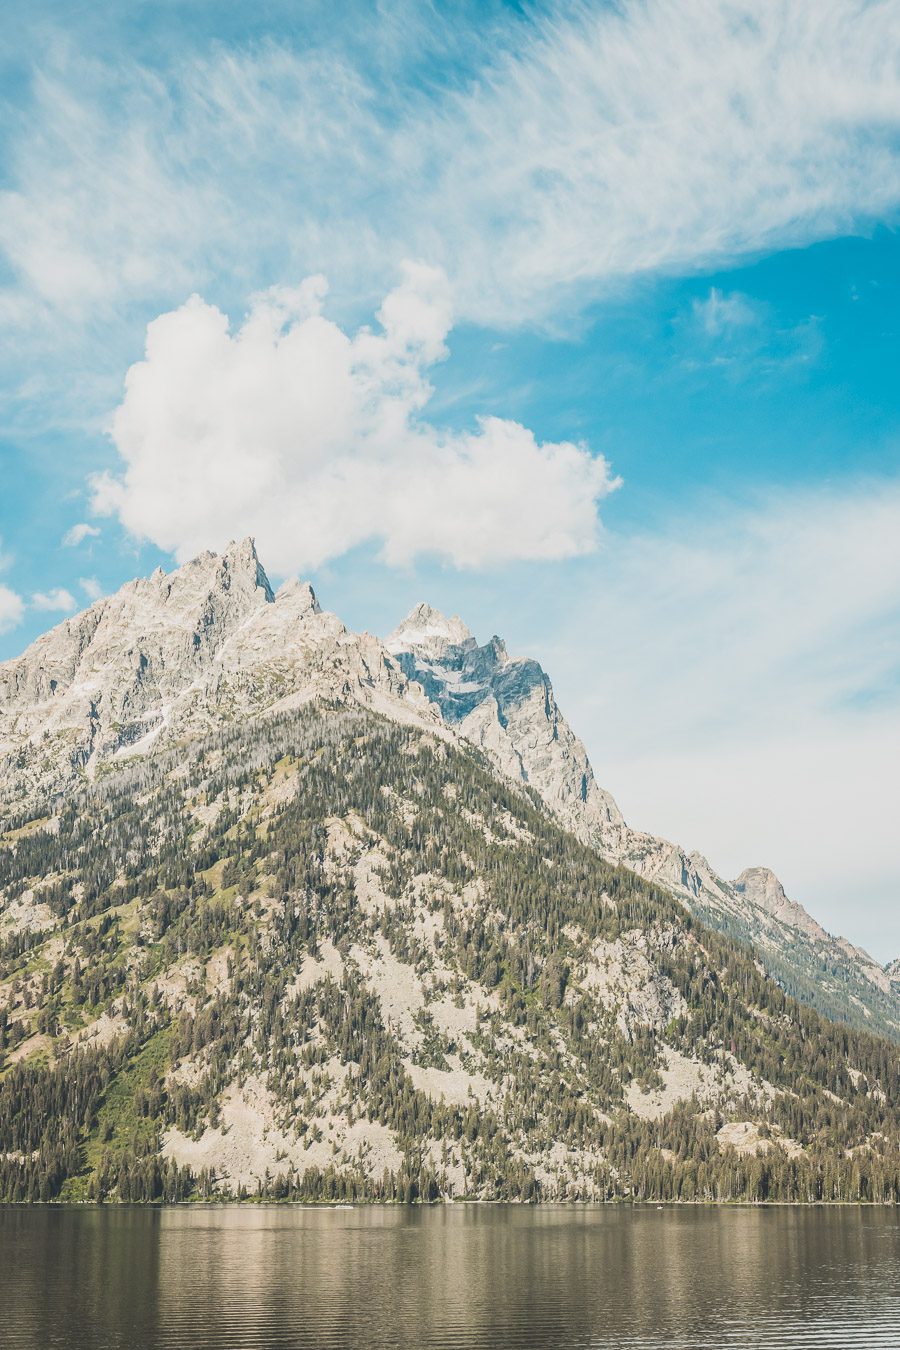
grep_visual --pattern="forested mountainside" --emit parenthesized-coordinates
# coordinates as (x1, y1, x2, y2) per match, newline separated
(388, 606, 900, 1042)
(1, 706, 898, 1205)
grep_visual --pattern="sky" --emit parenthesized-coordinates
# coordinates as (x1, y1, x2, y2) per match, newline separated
(1, 0, 899, 958)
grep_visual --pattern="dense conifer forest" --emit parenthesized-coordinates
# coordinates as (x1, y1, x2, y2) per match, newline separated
(1, 706, 898, 1203)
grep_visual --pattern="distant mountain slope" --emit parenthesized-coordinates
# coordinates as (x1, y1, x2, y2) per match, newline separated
(888, 959, 900, 992)
(1, 704, 898, 1203)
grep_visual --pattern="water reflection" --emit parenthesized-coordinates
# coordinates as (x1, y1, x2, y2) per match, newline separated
(1, 1206, 897, 1349)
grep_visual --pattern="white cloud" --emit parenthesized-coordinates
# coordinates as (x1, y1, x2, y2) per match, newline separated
(540, 480, 900, 957)
(92, 266, 619, 571)
(31, 587, 77, 613)
(0, 539, 24, 634)
(434, 0, 900, 322)
(0, 585, 24, 634)
(62, 522, 100, 546)
(692, 289, 760, 338)
(78, 576, 104, 601)
(2, 1, 900, 345)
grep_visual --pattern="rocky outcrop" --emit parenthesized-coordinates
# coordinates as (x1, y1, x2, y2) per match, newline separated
(387, 606, 624, 843)
(733, 867, 827, 940)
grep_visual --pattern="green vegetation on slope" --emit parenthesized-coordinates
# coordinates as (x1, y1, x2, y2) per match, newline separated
(1, 706, 898, 1204)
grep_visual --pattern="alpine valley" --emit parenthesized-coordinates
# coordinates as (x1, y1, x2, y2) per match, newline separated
(1, 540, 898, 1204)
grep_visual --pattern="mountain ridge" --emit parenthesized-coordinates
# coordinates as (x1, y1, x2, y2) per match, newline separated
(385, 595, 900, 1038)
(1, 540, 897, 1045)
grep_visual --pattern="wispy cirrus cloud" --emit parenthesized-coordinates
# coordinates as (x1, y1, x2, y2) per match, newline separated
(2, 0, 900, 355)
(78, 576, 104, 601)
(692, 289, 761, 338)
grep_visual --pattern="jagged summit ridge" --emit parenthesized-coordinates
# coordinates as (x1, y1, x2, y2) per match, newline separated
(389, 601, 625, 837)
(1, 537, 271, 708)
(0, 540, 431, 809)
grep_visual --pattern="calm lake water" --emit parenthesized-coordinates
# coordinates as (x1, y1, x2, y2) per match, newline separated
(0, 1205, 897, 1349)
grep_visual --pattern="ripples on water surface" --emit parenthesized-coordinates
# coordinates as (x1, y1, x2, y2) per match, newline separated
(0, 1206, 897, 1349)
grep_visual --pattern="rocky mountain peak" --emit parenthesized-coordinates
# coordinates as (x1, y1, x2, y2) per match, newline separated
(0, 543, 426, 811)
(275, 577, 321, 615)
(385, 605, 626, 840)
(734, 867, 788, 907)
(107, 536, 274, 637)
(223, 535, 275, 601)
(163, 535, 274, 606)
(387, 604, 473, 657)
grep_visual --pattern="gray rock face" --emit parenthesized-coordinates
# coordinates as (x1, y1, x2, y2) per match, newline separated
(733, 867, 828, 942)
(387, 606, 624, 842)
(0, 540, 434, 813)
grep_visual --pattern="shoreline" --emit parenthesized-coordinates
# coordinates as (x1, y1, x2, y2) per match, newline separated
(1, 1197, 897, 1209)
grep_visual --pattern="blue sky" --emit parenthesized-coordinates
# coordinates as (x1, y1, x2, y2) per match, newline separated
(1, 1, 899, 956)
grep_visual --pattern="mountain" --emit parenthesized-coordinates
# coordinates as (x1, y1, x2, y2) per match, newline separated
(2, 542, 897, 1042)
(387, 605, 900, 1041)
(386, 603, 625, 841)
(1, 543, 898, 1205)
(0, 539, 434, 816)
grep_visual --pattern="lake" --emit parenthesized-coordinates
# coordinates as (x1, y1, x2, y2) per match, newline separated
(0, 1205, 897, 1348)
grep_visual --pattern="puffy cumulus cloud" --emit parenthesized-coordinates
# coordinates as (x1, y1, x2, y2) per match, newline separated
(0, 584, 24, 634)
(31, 587, 77, 613)
(92, 266, 619, 572)
(62, 522, 100, 546)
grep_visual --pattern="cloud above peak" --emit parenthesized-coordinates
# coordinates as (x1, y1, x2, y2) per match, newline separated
(0, 586, 23, 635)
(62, 522, 100, 547)
(92, 266, 619, 572)
(31, 587, 77, 613)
